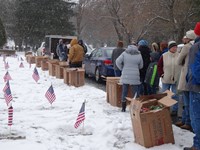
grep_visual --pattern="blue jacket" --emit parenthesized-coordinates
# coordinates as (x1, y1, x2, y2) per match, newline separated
(186, 37, 200, 92)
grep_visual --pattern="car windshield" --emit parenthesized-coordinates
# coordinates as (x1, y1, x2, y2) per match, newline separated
(101, 47, 114, 58)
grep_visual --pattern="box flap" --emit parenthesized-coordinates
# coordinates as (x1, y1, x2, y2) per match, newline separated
(163, 90, 174, 97)
(158, 97, 177, 107)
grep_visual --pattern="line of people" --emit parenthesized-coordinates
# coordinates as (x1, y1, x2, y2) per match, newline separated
(56, 39, 87, 68)
(111, 22, 200, 150)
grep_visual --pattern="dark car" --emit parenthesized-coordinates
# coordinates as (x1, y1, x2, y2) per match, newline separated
(84, 47, 115, 82)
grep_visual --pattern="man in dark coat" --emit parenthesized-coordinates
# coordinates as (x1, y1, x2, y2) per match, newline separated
(138, 40, 151, 95)
(111, 41, 125, 77)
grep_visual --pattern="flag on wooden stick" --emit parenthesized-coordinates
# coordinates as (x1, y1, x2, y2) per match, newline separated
(4, 62, 9, 69)
(45, 85, 56, 104)
(3, 71, 12, 82)
(3, 81, 13, 106)
(19, 62, 24, 68)
(32, 67, 40, 82)
(8, 106, 13, 126)
(74, 102, 85, 129)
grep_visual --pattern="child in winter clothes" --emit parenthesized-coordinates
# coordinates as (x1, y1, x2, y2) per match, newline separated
(144, 52, 160, 95)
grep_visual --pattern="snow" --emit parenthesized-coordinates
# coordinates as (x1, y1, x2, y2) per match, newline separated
(0, 53, 194, 150)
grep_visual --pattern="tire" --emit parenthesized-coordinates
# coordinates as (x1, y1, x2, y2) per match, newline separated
(95, 68, 101, 83)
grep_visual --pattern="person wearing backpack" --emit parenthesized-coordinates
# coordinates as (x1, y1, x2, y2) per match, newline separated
(144, 52, 160, 95)
(184, 22, 200, 150)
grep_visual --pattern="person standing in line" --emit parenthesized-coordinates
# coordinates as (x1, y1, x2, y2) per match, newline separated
(184, 22, 200, 150)
(175, 30, 196, 131)
(138, 39, 151, 95)
(78, 40, 88, 54)
(157, 41, 181, 116)
(111, 41, 125, 77)
(116, 45, 143, 112)
(56, 39, 67, 61)
(68, 38, 84, 68)
(144, 52, 160, 95)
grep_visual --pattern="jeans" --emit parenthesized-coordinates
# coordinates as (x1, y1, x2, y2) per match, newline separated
(161, 83, 178, 112)
(182, 91, 191, 125)
(147, 84, 157, 95)
(122, 84, 140, 102)
(189, 91, 200, 149)
(114, 70, 121, 77)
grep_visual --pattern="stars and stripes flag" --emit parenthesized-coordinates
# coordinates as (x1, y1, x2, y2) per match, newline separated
(8, 106, 13, 126)
(19, 62, 24, 68)
(45, 85, 56, 104)
(74, 102, 85, 129)
(4, 62, 9, 69)
(32, 67, 40, 82)
(3, 81, 13, 106)
(3, 71, 12, 82)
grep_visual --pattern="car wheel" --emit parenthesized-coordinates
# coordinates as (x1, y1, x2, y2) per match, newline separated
(95, 68, 101, 82)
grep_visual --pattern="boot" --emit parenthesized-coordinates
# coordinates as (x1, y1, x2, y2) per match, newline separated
(121, 102, 126, 112)
(180, 124, 193, 132)
(183, 146, 197, 150)
(175, 121, 184, 127)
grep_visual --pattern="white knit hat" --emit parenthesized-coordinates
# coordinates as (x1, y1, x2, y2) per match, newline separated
(185, 30, 196, 40)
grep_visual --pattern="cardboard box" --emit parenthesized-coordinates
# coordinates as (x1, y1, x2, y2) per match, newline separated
(127, 91, 177, 148)
(55, 65, 67, 79)
(59, 61, 69, 67)
(41, 60, 49, 71)
(25, 51, 32, 57)
(35, 56, 49, 67)
(106, 77, 132, 107)
(27, 55, 36, 64)
(63, 68, 70, 84)
(48, 59, 59, 76)
(68, 68, 85, 87)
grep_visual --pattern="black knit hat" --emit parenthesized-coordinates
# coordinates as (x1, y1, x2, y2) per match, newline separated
(168, 41, 177, 49)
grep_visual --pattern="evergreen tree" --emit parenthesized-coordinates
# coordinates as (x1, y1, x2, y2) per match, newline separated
(0, 17, 6, 48)
(14, 0, 75, 49)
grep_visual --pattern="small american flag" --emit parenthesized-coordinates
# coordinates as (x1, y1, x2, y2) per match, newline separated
(8, 106, 13, 126)
(74, 102, 85, 129)
(32, 67, 40, 82)
(4, 62, 9, 69)
(3, 81, 13, 106)
(45, 85, 56, 104)
(3, 71, 12, 82)
(19, 62, 24, 68)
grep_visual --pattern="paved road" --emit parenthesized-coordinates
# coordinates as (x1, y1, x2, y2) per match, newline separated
(85, 77, 106, 92)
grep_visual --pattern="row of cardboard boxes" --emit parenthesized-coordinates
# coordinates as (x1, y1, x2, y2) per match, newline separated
(25, 53, 177, 148)
(25, 54, 85, 87)
(106, 77, 177, 148)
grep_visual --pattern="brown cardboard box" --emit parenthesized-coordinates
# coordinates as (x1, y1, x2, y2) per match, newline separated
(25, 51, 32, 57)
(106, 77, 132, 107)
(63, 68, 70, 84)
(27, 55, 36, 64)
(59, 61, 68, 67)
(68, 68, 85, 87)
(127, 91, 177, 148)
(35, 56, 49, 67)
(55, 65, 67, 79)
(48, 59, 59, 76)
(41, 60, 49, 71)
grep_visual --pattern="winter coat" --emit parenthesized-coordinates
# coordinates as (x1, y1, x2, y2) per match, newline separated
(111, 47, 125, 70)
(177, 42, 193, 91)
(138, 45, 151, 82)
(186, 37, 200, 93)
(116, 45, 143, 85)
(68, 39, 84, 63)
(144, 52, 160, 87)
(158, 51, 181, 84)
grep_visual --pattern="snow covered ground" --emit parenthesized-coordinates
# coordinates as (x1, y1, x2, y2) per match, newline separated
(0, 53, 194, 150)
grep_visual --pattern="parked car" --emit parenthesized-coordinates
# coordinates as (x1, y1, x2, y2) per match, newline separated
(37, 42, 45, 56)
(84, 47, 115, 82)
